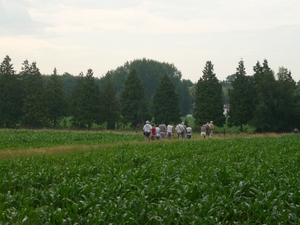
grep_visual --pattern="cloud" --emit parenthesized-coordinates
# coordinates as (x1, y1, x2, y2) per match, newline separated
(3, 0, 299, 38)
(0, 0, 45, 35)
(1, 0, 300, 81)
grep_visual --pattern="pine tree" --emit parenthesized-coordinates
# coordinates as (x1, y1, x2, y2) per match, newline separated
(45, 68, 67, 127)
(0, 55, 22, 127)
(71, 69, 102, 129)
(121, 69, 150, 127)
(153, 74, 181, 125)
(194, 61, 225, 127)
(100, 72, 120, 129)
(228, 59, 255, 131)
(21, 60, 47, 127)
(250, 59, 277, 131)
(273, 67, 300, 131)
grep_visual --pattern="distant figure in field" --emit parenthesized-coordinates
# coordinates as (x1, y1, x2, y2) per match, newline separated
(205, 122, 210, 137)
(151, 124, 156, 140)
(167, 122, 174, 140)
(293, 128, 299, 133)
(159, 121, 167, 139)
(209, 121, 214, 137)
(143, 120, 152, 140)
(155, 125, 161, 140)
(175, 122, 185, 139)
(186, 124, 193, 139)
(201, 124, 207, 139)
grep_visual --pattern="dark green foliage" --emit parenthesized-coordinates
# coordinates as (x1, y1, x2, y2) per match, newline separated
(0, 56, 22, 127)
(221, 74, 235, 104)
(250, 60, 278, 131)
(70, 69, 102, 129)
(228, 59, 255, 131)
(21, 60, 47, 127)
(194, 61, 225, 127)
(121, 69, 150, 127)
(2, 55, 300, 132)
(153, 74, 181, 125)
(272, 67, 300, 131)
(179, 79, 193, 116)
(109, 59, 193, 115)
(45, 68, 67, 127)
(120, 59, 182, 101)
(100, 72, 120, 129)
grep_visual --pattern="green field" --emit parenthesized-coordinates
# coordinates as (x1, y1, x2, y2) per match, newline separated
(0, 130, 300, 224)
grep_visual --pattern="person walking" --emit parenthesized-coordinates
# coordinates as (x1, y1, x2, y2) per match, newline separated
(186, 124, 193, 139)
(205, 122, 210, 137)
(159, 121, 167, 139)
(209, 121, 214, 137)
(143, 120, 152, 140)
(167, 122, 174, 140)
(175, 122, 185, 139)
(201, 124, 207, 139)
(155, 125, 161, 140)
(151, 124, 156, 140)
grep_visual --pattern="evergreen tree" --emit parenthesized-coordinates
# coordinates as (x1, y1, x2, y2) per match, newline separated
(250, 59, 277, 131)
(153, 74, 181, 125)
(100, 72, 120, 129)
(0, 55, 22, 127)
(71, 69, 102, 129)
(109, 59, 193, 115)
(194, 61, 225, 127)
(121, 69, 150, 127)
(273, 67, 300, 131)
(228, 59, 255, 131)
(21, 60, 47, 127)
(45, 68, 67, 127)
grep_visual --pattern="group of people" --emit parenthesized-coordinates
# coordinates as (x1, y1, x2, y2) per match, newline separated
(143, 121, 193, 140)
(200, 121, 214, 138)
(143, 120, 214, 140)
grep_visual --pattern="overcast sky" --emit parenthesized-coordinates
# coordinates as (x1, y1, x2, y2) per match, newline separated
(1, 0, 299, 82)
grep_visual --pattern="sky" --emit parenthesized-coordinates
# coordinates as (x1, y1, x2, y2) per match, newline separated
(1, 0, 299, 83)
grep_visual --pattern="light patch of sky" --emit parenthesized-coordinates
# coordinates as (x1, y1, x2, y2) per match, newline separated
(0, 0, 300, 82)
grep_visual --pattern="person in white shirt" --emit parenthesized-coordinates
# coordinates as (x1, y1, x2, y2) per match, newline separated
(175, 122, 185, 139)
(167, 122, 174, 140)
(155, 126, 161, 140)
(143, 120, 152, 140)
(186, 124, 193, 139)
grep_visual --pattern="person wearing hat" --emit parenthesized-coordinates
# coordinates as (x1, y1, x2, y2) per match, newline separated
(143, 120, 152, 140)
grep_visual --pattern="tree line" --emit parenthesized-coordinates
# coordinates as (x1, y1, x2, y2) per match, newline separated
(0, 56, 191, 129)
(0, 55, 299, 132)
